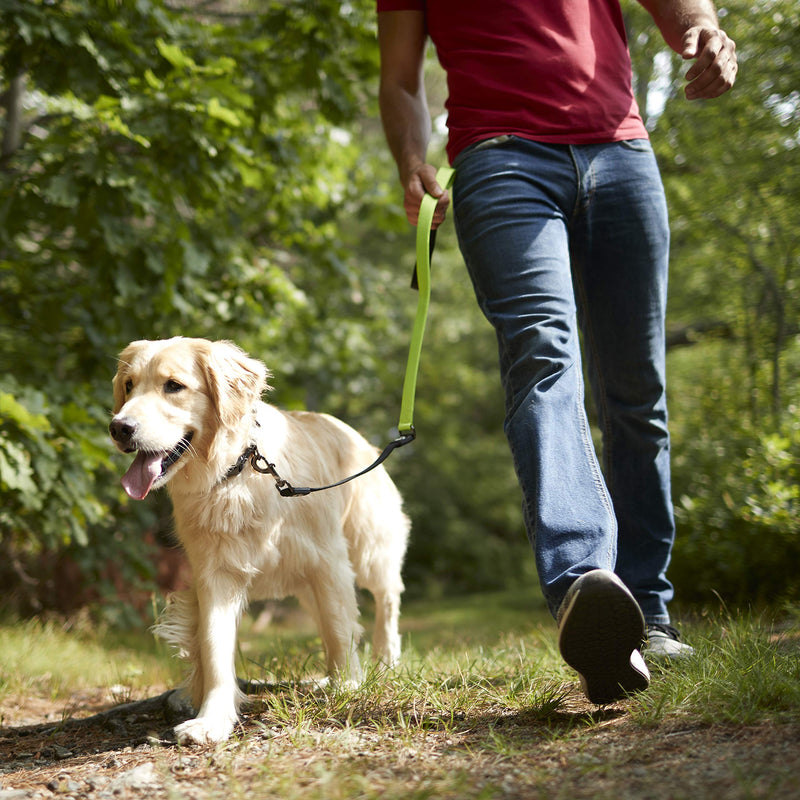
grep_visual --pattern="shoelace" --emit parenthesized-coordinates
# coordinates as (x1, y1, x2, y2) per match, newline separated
(645, 623, 682, 641)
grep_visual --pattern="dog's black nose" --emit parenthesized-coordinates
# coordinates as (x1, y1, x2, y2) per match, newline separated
(109, 417, 137, 445)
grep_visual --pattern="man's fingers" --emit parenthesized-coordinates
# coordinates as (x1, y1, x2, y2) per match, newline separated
(418, 164, 444, 197)
(430, 192, 450, 229)
(681, 27, 701, 61)
(681, 27, 737, 100)
(405, 191, 450, 228)
(685, 48, 737, 99)
(404, 166, 451, 227)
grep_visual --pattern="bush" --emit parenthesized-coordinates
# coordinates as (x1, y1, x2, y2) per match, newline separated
(669, 343, 800, 606)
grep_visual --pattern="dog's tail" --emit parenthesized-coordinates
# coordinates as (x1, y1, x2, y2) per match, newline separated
(152, 590, 205, 709)
(153, 590, 197, 656)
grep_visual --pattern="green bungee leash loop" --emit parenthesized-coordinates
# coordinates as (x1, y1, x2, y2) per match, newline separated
(257, 166, 456, 497)
(398, 165, 457, 437)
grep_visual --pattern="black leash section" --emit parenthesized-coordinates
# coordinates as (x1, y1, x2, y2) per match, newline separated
(231, 434, 416, 497)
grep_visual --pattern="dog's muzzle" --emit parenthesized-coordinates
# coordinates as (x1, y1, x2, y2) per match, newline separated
(110, 418, 194, 500)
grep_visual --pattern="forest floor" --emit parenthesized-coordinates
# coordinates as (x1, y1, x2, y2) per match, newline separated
(2, 597, 799, 799)
(2, 685, 799, 800)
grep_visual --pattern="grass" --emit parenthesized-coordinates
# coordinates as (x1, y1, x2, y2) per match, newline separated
(3, 592, 797, 728)
(0, 612, 180, 706)
(1, 593, 799, 799)
(230, 591, 800, 752)
(629, 609, 800, 727)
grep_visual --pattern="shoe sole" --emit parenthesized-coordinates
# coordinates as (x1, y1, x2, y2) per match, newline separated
(558, 570, 650, 705)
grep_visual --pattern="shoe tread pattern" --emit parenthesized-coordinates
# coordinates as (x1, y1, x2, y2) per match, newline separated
(558, 572, 648, 704)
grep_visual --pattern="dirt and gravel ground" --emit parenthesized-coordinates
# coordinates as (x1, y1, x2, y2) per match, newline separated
(2, 684, 798, 800)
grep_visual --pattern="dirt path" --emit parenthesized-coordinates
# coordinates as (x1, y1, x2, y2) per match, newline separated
(1, 688, 798, 799)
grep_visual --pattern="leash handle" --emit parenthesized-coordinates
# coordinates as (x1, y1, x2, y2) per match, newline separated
(398, 166, 456, 435)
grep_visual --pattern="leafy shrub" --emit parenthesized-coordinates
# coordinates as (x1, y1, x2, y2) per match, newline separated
(0, 377, 112, 550)
(670, 386, 800, 606)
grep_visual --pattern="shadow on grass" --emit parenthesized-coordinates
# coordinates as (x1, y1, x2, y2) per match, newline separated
(0, 690, 194, 770)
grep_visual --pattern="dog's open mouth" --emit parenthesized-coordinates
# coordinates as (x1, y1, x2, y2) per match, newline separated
(121, 432, 194, 500)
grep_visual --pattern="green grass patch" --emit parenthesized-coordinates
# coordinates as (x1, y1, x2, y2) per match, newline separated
(2, 593, 798, 733)
(630, 609, 800, 727)
(0, 614, 180, 704)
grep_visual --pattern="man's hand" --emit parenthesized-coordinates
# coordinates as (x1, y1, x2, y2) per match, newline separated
(681, 26, 737, 99)
(403, 163, 451, 228)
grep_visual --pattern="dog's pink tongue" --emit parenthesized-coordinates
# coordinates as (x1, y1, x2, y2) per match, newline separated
(121, 452, 163, 500)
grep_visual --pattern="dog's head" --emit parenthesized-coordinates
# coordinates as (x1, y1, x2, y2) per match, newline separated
(110, 337, 269, 499)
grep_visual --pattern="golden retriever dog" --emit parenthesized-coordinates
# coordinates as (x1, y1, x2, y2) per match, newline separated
(109, 337, 409, 744)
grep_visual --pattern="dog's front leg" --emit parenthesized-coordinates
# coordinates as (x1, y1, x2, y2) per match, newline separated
(173, 576, 246, 745)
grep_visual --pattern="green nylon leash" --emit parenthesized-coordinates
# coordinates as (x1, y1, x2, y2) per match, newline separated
(262, 166, 456, 497)
(398, 165, 456, 435)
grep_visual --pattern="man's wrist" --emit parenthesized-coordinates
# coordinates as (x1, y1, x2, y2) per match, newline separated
(399, 160, 426, 189)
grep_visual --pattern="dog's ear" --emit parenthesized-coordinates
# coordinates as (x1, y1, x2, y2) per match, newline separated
(112, 340, 150, 413)
(203, 340, 271, 428)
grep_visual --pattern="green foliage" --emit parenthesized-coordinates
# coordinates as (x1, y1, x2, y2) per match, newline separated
(0, 376, 112, 548)
(646, 0, 800, 604)
(1, 0, 381, 373)
(652, 0, 800, 419)
(0, 0, 403, 616)
(668, 344, 800, 605)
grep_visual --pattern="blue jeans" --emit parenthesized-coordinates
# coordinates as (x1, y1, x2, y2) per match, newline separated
(452, 136, 674, 624)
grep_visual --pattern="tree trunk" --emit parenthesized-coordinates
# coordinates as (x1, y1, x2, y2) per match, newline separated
(1, 72, 25, 160)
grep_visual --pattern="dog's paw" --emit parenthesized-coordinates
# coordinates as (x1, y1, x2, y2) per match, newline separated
(335, 677, 360, 691)
(173, 715, 235, 745)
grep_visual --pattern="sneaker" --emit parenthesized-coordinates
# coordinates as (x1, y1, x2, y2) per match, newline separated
(557, 569, 650, 705)
(643, 623, 695, 660)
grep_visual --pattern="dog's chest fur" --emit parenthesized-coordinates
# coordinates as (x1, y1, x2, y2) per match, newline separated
(169, 472, 350, 600)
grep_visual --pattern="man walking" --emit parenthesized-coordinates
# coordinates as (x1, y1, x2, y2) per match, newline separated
(377, 0, 736, 703)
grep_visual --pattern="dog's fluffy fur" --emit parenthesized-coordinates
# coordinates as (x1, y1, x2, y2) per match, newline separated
(110, 337, 409, 744)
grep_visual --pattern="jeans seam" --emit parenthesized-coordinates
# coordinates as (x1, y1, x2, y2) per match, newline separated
(567, 146, 616, 531)
(567, 146, 583, 220)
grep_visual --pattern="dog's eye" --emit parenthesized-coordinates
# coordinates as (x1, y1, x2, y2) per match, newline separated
(124, 379, 133, 394)
(164, 379, 185, 395)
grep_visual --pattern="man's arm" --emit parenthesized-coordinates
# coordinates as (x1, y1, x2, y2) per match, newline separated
(378, 10, 449, 226)
(637, 0, 737, 99)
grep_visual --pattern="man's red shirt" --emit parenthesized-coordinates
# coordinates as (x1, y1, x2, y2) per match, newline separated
(378, 0, 648, 162)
